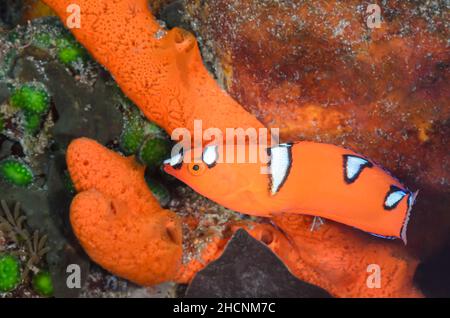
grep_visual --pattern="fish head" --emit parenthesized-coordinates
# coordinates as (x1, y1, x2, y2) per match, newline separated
(163, 144, 230, 196)
(163, 143, 265, 202)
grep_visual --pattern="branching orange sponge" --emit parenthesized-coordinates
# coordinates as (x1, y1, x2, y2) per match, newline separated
(41, 0, 264, 135)
(67, 138, 182, 285)
(264, 216, 422, 297)
(182, 221, 422, 297)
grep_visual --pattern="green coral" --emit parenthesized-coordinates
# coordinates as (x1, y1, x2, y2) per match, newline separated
(0, 201, 51, 289)
(32, 271, 53, 297)
(120, 119, 146, 155)
(0, 255, 21, 293)
(139, 137, 171, 168)
(33, 32, 52, 49)
(120, 109, 170, 162)
(10, 84, 50, 115)
(24, 112, 42, 135)
(56, 37, 85, 65)
(22, 19, 88, 66)
(0, 159, 34, 187)
(9, 83, 50, 135)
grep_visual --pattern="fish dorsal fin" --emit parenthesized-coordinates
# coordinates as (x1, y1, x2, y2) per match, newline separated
(343, 155, 373, 184)
(268, 143, 293, 195)
(384, 185, 408, 210)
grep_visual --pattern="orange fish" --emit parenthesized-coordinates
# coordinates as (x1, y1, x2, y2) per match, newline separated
(163, 142, 418, 243)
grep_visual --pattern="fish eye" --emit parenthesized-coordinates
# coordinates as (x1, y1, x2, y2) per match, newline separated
(188, 162, 206, 176)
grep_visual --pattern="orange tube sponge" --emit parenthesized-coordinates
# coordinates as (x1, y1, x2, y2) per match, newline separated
(182, 221, 422, 297)
(67, 138, 182, 285)
(175, 236, 228, 284)
(268, 215, 422, 297)
(41, 0, 264, 134)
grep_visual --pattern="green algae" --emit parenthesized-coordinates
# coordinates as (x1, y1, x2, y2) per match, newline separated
(0, 255, 21, 293)
(10, 84, 50, 115)
(0, 159, 34, 187)
(139, 137, 171, 168)
(32, 271, 54, 297)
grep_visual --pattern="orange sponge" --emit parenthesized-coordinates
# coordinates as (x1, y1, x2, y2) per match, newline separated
(180, 220, 422, 297)
(248, 217, 422, 297)
(41, 0, 263, 134)
(67, 138, 182, 285)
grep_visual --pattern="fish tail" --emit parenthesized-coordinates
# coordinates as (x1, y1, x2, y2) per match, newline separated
(400, 190, 419, 245)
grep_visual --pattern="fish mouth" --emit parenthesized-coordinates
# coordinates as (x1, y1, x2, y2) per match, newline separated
(162, 163, 173, 174)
